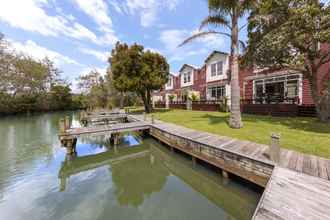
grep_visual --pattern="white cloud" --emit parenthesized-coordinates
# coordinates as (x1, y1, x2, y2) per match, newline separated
(72, 0, 118, 45)
(9, 39, 81, 66)
(0, 0, 100, 44)
(110, 0, 182, 27)
(159, 29, 225, 65)
(79, 48, 110, 62)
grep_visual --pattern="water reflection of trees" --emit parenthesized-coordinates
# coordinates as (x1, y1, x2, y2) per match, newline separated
(111, 149, 169, 207)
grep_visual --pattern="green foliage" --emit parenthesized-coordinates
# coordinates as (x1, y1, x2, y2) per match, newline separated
(110, 42, 169, 113)
(168, 94, 175, 102)
(0, 33, 84, 115)
(219, 96, 229, 112)
(245, 0, 330, 121)
(190, 93, 199, 101)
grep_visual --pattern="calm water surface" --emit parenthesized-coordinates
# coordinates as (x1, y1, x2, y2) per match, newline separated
(0, 112, 261, 220)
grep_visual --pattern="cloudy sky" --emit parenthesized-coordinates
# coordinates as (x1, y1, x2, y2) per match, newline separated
(0, 0, 248, 88)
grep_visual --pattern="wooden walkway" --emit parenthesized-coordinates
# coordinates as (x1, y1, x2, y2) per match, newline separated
(253, 166, 330, 220)
(59, 121, 150, 139)
(130, 115, 330, 181)
(81, 113, 127, 123)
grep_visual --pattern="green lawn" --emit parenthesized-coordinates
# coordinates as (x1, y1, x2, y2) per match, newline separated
(151, 109, 330, 159)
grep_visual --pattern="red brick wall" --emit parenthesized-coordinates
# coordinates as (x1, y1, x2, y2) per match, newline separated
(193, 66, 207, 99)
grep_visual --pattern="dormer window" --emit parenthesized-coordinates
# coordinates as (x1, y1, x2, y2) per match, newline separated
(211, 61, 223, 76)
(183, 72, 191, 83)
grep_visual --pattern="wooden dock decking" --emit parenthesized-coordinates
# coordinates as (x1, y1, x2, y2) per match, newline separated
(253, 167, 330, 220)
(59, 113, 330, 220)
(130, 115, 330, 181)
(59, 121, 150, 139)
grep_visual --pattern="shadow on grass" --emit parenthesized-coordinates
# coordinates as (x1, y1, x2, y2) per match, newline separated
(199, 113, 330, 134)
(200, 114, 230, 126)
(242, 114, 330, 134)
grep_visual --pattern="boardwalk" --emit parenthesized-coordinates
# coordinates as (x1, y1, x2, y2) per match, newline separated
(59, 121, 150, 140)
(253, 167, 330, 220)
(81, 113, 128, 123)
(130, 115, 330, 181)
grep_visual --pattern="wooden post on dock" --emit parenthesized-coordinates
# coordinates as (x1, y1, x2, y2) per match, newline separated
(143, 112, 146, 121)
(65, 116, 70, 130)
(270, 133, 281, 163)
(151, 114, 155, 124)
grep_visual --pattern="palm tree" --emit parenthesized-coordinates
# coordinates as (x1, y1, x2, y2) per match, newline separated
(180, 0, 254, 129)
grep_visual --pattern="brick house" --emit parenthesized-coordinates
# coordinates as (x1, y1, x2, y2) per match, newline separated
(153, 47, 329, 114)
(240, 43, 330, 106)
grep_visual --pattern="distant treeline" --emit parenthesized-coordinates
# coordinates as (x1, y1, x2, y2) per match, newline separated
(0, 33, 86, 115)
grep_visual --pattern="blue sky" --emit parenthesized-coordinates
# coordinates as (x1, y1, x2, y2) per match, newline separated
(0, 0, 248, 90)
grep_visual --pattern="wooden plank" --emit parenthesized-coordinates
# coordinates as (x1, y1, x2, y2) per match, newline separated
(295, 152, 304, 173)
(253, 167, 330, 220)
(317, 158, 329, 180)
(288, 151, 299, 171)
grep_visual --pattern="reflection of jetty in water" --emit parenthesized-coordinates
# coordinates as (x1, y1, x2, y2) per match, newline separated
(58, 133, 147, 191)
(58, 136, 259, 219)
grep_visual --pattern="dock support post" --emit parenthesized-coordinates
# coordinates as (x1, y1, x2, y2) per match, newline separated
(170, 147, 174, 153)
(113, 133, 120, 154)
(151, 114, 155, 124)
(192, 156, 196, 167)
(143, 112, 146, 121)
(65, 138, 77, 155)
(65, 116, 70, 130)
(222, 170, 229, 179)
(270, 133, 281, 163)
(59, 118, 66, 134)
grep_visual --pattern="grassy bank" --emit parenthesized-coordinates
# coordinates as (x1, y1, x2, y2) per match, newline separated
(152, 109, 330, 159)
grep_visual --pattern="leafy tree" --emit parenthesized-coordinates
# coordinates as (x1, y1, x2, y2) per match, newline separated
(246, 0, 330, 122)
(49, 84, 72, 110)
(110, 42, 169, 113)
(77, 70, 110, 109)
(180, 0, 254, 128)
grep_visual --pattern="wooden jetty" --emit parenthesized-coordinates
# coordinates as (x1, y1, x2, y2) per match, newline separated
(253, 166, 330, 220)
(58, 113, 330, 220)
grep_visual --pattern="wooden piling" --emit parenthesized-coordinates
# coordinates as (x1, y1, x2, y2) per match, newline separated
(59, 118, 66, 134)
(270, 133, 281, 163)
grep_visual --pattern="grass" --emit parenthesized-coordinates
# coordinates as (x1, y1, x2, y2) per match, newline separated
(151, 109, 330, 159)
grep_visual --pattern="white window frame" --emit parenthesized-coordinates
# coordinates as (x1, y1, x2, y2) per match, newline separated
(208, 85, 226, 100)
(183, 71, 191, 83)
(252, 74, 302, 104)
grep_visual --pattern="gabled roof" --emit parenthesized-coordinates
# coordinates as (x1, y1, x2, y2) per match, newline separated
(204, 51, 229, 63)
(179, 64, 198, 73)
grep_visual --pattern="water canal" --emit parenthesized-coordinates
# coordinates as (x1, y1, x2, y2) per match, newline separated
(0, 112, 262, 220)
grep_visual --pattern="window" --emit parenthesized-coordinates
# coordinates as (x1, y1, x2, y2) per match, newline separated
(253, 74, 301, 103)
(208, 86, 226, 99)
(183, 72, 191, 83)
(216, 61, 223, 75)
(210, 61, 223, 77)
(211, 64, 216, 76)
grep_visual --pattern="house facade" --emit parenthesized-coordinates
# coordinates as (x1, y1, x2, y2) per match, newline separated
(240, 43, 330, 106)
(154, 46, 329, 110)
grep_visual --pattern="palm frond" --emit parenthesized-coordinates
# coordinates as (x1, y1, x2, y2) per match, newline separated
(178, 31, 231, 47)
(199, 15, 230, 30)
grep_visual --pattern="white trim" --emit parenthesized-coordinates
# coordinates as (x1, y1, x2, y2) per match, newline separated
(252, 73, 303, 103)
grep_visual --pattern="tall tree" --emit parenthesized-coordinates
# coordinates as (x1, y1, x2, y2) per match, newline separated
(77, 70, 109, 108)
(180, 0, 254, 129)
(110, 42, 169, 113)
(245, 0, 330, 122)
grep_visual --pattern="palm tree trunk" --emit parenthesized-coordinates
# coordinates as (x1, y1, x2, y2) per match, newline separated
(228, 13, 243, 129)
